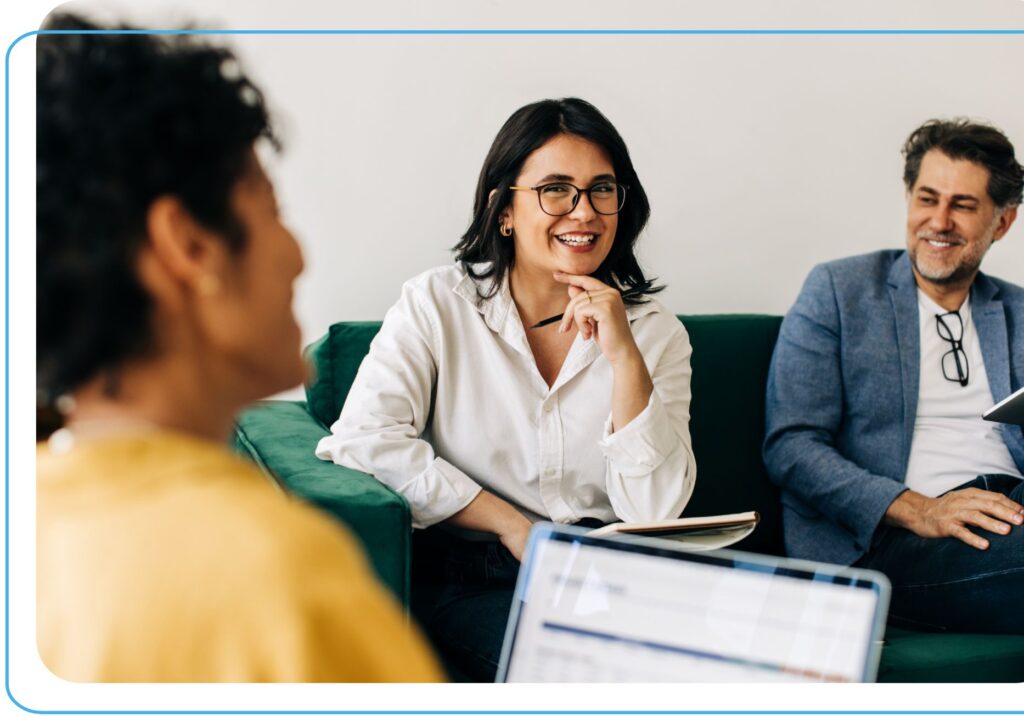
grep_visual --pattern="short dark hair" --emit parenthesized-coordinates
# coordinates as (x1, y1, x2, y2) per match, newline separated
(37, 13, 277, 404)
(902, 118, 1024, 208)
(453, 97, 661, 302)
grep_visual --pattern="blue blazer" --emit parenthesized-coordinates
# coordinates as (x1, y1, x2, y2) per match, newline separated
(763, 250, 1024, 566)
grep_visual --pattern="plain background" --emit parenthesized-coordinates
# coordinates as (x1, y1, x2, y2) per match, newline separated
(60, 0, 1024, 381)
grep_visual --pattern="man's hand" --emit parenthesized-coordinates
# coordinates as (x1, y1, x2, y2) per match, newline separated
(885, 488, 1024, 550)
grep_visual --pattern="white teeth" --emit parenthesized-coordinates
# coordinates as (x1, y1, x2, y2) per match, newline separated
(557, 233, 596, 246)
(927, 240, 955, 248)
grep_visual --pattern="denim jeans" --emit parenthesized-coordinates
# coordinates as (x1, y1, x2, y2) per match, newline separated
(857, 474, 1024, 634)
(410, 528, 520, 683)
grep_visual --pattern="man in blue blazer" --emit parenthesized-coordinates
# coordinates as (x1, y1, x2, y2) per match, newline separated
(765, 119, 1024, 634)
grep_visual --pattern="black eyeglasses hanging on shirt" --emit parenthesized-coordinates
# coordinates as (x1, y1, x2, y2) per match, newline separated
(936, 311, 969, 387)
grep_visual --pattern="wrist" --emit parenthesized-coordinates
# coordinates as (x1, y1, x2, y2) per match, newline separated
(490, 497, 529, 537)
(608, 344, 645, 371)
(884, 489, 929, 530)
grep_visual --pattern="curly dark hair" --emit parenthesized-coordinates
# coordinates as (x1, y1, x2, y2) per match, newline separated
(37, 13, 278, 407)
(453, 97, 661, 303)
(902, 118, 1024, 208)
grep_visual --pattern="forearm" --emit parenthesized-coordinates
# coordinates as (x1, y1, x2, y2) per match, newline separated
(764, 429, 906, 543)
(446, 490, 534, 561)
(445, 489, 531, 537)
(609, 349, 653, 433)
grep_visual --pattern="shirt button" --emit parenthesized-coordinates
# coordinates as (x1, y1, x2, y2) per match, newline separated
(543, 404, 553, 413)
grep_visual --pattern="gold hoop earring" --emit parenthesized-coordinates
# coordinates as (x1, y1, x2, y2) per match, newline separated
(499, 223, 513, 237)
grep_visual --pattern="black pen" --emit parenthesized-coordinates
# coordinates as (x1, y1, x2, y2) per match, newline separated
(530, 287, 646, 329)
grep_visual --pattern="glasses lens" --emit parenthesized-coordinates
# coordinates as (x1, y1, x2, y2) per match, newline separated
(941, 348, 969, 385)
(590, 182, 626, 215)
(538, 183, 578, 216)
(936, 313, 963, 342)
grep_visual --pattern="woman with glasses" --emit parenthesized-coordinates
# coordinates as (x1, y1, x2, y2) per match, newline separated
(316, 97, 696, 681)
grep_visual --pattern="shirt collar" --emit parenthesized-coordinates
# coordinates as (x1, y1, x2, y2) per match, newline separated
(452, 265, 529, 356)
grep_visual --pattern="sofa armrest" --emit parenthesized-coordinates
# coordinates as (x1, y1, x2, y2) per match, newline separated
(233, 400, 412, 606)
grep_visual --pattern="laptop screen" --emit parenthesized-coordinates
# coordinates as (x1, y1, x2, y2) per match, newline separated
(497, 524, 890, 683)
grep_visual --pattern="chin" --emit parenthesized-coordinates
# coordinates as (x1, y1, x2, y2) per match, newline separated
(556, 252, 607, 274)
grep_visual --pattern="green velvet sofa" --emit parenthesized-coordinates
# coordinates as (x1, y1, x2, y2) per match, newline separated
(234, 315, 1024, 683)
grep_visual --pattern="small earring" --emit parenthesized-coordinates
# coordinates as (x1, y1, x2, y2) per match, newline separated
(499, 223, 513, 237)
(195, 274, 221, 296)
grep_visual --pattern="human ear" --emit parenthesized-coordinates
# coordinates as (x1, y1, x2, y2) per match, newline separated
(139, 196, 230, 303)
(991, 206, 1018, 243)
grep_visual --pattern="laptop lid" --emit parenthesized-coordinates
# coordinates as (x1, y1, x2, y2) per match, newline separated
(497, 523, 890, 683)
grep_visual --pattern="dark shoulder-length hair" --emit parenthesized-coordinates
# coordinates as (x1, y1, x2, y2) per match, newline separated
(453, 97, 661, 303)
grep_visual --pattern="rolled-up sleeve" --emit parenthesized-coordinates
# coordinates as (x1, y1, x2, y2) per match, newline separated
(598, 321, 696, 522)
(315, 283, 481, 528)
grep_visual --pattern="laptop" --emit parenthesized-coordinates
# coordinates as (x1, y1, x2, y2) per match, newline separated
(496, 523, 890, 683)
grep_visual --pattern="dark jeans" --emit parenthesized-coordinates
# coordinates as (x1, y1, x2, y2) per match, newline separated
(857, 474, 1024, 634)
(410, 528, 520, 683)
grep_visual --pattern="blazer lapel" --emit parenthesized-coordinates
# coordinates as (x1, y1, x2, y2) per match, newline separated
(972, 273, 1010, 401)
(887, 254, 920, 470)
(969, 274, 1024, 461)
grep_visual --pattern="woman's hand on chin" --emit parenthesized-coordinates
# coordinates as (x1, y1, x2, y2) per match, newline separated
(553, 272, 643, 366)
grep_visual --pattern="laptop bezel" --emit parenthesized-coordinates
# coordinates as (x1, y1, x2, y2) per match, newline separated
(496, 522, 891, 683)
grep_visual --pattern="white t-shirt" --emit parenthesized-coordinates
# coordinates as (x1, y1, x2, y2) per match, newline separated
(315, 264, 697, 529)
(903, 290, 1023, 497)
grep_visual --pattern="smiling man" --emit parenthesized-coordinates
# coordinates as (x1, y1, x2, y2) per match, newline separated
(764, 119, 1024, 634)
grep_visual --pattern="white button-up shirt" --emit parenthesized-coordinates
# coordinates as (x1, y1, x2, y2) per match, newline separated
(315, 264, 697, 529)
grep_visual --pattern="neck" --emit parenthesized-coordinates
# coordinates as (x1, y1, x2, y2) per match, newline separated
(509, 263, 572, 326)
(66, 351, 242, 444)
(913, 267, 974, 312)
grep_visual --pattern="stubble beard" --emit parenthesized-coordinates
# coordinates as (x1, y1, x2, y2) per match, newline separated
(909, 214, 1001, 287)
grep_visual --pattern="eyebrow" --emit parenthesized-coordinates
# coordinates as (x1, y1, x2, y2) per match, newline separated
(537, 172, 617, 183)
(917, 186, 980, 203)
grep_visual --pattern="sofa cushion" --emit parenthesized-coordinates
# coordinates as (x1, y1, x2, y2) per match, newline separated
(305, 321, 381, 428)
(680, 314, 784, 556)
(880, 627, 1024, 682)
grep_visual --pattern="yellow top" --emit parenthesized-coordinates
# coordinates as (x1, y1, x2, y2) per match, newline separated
(37, 430, 444, 682)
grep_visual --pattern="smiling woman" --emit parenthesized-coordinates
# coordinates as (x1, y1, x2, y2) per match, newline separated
(315, 97, 698, 681)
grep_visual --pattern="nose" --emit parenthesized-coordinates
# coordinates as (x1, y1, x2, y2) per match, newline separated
(928, 202, 954, 232)
(286, 226, 305, 278)
(568, 188, 598, 221)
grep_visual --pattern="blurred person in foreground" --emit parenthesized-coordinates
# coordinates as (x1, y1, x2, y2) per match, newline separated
(36, 13, 442, 682)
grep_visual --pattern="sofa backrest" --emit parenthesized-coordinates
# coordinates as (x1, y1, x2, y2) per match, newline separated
(305, 314, 785, 556)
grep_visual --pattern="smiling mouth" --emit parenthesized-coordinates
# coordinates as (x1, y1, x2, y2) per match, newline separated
(923, 238, 962, 249)
(917, 230, 964, 249)
(555, 232, 597, 247)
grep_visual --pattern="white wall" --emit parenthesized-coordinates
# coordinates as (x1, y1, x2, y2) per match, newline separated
(63, 0, 1024, 340)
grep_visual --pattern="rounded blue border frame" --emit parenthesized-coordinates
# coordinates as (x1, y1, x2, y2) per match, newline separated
(7, 25, 1024, 715)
